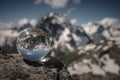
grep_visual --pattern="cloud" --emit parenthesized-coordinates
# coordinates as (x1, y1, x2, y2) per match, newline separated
(34, 0, 68, 9)
(34, 0, 42, 5)
(82, 17, 120, 29)
(0, 22, 15, 29)
(70, 19, 77, 25)
(0, 18, 37, 47)
(18, 18, 38, 27)
(18, 18, 29, 26)
(82, 17, 120, 37)
(30, 19, 38, 27)
(0, 28, 18, 46)
(100, 17, 120, 29)
(66, 8, 75, 16)
(34, 0, 81, 9)
(72, 0, 81, 4)
(0, 18, 38, 30)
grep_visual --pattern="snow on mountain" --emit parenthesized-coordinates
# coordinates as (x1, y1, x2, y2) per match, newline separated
(68, 54, 120, 76)
(36, 13, 91, 52)
(0, 13, 120, 79)
(46, 13, 68, 25)
(37, 14, 120, 78)
(0, 13, 120, 53)
(54, 27, 74, 51)
(83, 22, 99, 35)
(83, 23, 107, 43)
(82, 18, 120, 45)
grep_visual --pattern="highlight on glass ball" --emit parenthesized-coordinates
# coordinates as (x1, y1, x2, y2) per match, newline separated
(16, 28, 51, 61)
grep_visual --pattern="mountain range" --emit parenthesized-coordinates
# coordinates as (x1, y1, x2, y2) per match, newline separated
(0, 13, 120, 79)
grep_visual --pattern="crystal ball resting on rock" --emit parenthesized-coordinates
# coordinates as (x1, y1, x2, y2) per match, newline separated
(16, 28, 51, 61)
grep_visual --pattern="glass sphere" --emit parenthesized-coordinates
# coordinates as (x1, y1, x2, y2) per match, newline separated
(16, 28, 51, 61)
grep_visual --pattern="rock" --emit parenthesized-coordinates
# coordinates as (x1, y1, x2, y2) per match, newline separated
(0, 53, 71, 80)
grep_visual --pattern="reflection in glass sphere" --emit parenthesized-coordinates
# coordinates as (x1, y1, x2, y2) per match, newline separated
(16, 28, 51, 61)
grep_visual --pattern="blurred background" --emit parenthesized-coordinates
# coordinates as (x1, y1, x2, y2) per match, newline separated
(0, 0, 120, 80)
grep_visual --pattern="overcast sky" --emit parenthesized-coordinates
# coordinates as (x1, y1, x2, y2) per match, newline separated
(0, 0, 120, 24)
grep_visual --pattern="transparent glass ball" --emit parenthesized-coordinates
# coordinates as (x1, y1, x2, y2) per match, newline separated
(16, 28, 51, 61)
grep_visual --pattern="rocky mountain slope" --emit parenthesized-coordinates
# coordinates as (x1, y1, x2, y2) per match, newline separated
(0, 53, 71, 80)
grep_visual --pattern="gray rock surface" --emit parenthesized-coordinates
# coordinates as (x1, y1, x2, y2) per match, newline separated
(0, 53, 71, 80)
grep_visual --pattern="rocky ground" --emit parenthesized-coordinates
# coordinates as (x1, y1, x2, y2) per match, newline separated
(0, 52, 71, 80)
(1, 46, 120, 80)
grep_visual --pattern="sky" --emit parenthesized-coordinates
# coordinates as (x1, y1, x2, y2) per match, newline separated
(0, 0, 120, 25)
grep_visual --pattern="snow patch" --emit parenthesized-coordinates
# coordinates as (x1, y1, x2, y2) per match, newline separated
(101, 54, 120, 74)
(53, 28, 73, 51)
(83, 22, 99, 35)
(72, 33, 81, 46)
(84, 44, 96, 51)
(59, 28, 71, 43)
(68, 54, 120, 76)
(65, 43, 74, 51)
